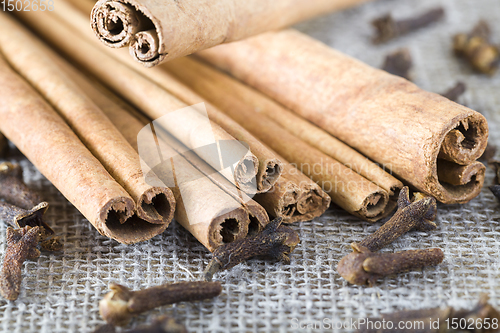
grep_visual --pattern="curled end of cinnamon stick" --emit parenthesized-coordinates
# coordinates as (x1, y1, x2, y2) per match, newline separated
(257, 159, 283, 193)
(246, 203, 270, 237)
(438, 114, 488, 165)
(91, 0, 164, 66)
(437, 159, 485, 204)
(294, 184, 330, 222)
(208, 207, 250, 252)
(97, 197, 169, 244)
(234, 152, 259, 194)
(136, 186, 175, 224)
(357, 190, 389, 222)
(434, 112, 488, 204)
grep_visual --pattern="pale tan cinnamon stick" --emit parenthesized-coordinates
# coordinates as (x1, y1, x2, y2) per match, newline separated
(0, 54, 166, 244)
(198, 29, 488, 204)
(56, 58, 258, 251)
(256, 155, 330, 223)
(89, 0, 371, 66)
(55, 0, 329, 223)
(161, 61, 392, 221)
(0, 12, 175, 227)
(165, 56, 403, 202)
(46, 0, 284, 195)
(13, 9, 260, 196)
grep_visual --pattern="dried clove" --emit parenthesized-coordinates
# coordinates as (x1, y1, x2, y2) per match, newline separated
(0, 226, 41, 300)
(372, 7, 445, 44)
(124, 316, 187, 333)
(0, 201, 61, 251)
(337, 244, 444, 286)
(203, 217, 300, 281)
(357, 294, 500, 333)
(381, 48, 413, 80)
(490, 185, 500, 201)
(453, 20, 500, 75)
(0, 162, 42, 210)
(99, 281, 222, 326)
(355, 187, 437, 252)
(441, 81, 467, 103)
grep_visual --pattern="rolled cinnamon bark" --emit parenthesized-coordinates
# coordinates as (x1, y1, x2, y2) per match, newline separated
(58, 58, 255, 251)
(198, 29, 488, 204)
(162, 60, 391, 221)
(55, 0, 329, 222)
(0, 54, 166, 244)
(46, 0, 283, 195)
(165, 57, 403, 201)
(89, 0, 371, 66)
(14, 9, 259, 195)
(0, 12, 175, 226)
(255, 155, 330, 223)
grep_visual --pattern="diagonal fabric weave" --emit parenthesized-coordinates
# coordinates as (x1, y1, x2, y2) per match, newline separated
(1, 0, 500, 331)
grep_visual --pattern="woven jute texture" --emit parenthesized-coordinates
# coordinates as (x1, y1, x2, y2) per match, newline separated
(1, 0, 500, 331)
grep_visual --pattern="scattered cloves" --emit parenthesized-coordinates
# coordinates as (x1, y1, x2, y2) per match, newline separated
(0, 226, 40, 300)
(124, 316, 187, 333)
(0, 201, 61, 251)
(357, 294, 500, 333)
(203, 217, 300, 281)
(0, 162, 42, 210)
(453, 20, 500, 75)
(99, 281, 222, 326)
(354, 187, 437, 252)
(441, 81, 467, 103)
(381, 48, 413, 80)
(338, 244, 444, 286)
(372, 7, 445, 44)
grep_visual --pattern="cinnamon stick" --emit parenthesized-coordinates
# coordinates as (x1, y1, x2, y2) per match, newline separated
(162, 57, 399, 221)
(0, 54, 166, 244)
(56, 58, 258, 251)
(89, 0, 371, 66)
(49, 0, 284, 195)
(0, 12, 175, 227)
(54, 0, 330, 222)
(13, 9, 260, 196)
(198, 29, 488, 204)
(166, 57, 403, 201)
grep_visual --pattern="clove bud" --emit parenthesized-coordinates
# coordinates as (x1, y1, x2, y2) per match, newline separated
(0, 162, 42, 210)
(99, 281, 222, 326)
(453, 20, 500, 75)
(372, 7, 444, 44)
(338, 244, 444, 286)
(203, 217, 300, 281)
(381, 48, 413, 80)
(355, 187, 437, 252)
(0, 226, 40, 300)
(0, 201, 61, 251)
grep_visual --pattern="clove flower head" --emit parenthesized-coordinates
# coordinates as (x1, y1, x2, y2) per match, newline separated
(204, 217, 300, 281)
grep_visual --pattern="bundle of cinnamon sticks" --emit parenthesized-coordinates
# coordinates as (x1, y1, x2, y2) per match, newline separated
(0, 0, 488, 254)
